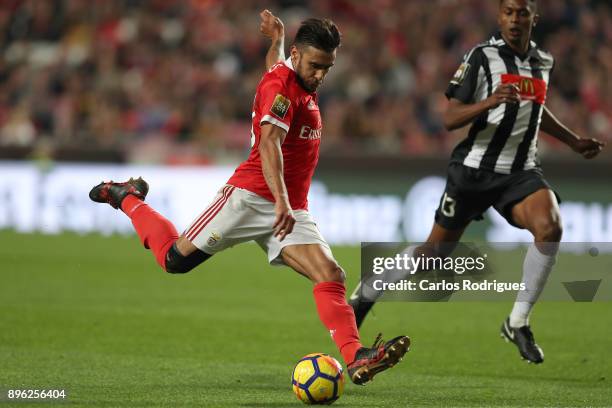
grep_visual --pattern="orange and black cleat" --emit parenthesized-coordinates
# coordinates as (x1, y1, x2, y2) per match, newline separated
(89, 177, 149, 209)
(347, 333, 410, 385)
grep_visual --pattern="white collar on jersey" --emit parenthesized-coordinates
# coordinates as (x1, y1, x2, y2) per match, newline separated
(492, 32, 541, 61)
(283, 57, 295, 72)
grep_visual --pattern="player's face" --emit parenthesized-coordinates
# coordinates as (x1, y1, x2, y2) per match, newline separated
(498, 0, 538, 50)
(290, 45, 336, 93)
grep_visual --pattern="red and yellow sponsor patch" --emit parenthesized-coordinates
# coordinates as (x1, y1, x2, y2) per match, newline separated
(501, 74, 547, 105)
(270, 94, 291, 119)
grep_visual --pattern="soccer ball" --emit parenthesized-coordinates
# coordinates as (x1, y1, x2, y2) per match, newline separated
(292, 353, 344, 405)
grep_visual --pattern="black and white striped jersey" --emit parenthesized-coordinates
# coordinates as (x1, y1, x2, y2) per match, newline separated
(445, 33, 554, 174)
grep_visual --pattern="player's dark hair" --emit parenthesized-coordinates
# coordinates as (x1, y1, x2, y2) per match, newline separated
(499, 0, 537, 10)
(294, 18, 341, 53)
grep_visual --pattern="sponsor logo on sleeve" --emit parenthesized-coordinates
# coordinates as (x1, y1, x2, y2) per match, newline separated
(270, 94, 291, 119)
(450, 62, 471, 85)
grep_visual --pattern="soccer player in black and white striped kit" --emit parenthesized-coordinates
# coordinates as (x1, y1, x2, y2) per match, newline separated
(350, 0, 605, 364)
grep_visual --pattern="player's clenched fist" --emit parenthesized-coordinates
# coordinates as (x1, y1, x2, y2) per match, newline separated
(571, 137, 605, 159)
(487, 83, 521, 108)
(260, 9, 284, 42)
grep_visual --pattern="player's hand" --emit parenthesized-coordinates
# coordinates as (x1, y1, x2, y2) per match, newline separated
(571, 137, 605, 159)
(487, 83, 521, 108)
(260, 9, 284, 42)
(273, 198, 295, 241)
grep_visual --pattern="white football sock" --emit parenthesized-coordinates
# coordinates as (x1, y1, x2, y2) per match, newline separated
(509, 244, 557, 328)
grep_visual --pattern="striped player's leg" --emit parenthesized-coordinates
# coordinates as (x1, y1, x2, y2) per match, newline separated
(500, 188, 562, 364)
(349, 223, 466, 329)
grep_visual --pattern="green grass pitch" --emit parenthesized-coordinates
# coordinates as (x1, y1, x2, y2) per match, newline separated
(1, 230, 610, 407)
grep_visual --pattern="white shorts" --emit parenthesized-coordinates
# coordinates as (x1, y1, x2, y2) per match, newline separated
(183, 185, 331, 265)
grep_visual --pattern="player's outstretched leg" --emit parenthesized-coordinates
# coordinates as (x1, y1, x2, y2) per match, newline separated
(282, 244, 410, 385)
(89, 177, 149, 209)
(89, 177, 179, 270)
(313, 280, 410, 385)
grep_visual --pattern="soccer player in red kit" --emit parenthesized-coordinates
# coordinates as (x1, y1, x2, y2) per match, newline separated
(89, 11, 409, 385)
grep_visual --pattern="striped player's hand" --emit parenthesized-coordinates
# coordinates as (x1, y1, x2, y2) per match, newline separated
(487, 83, 521, 108)
(571, 137, 605, 159)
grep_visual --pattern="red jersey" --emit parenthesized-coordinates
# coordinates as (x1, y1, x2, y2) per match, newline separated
(227, 59, 322, 210)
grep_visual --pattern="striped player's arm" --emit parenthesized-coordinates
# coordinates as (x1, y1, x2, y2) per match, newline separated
(540, 106, 605, 159)
(443, 98, 495, 131)
(443, 83, 520, 131)
(444, 47, 519, 131)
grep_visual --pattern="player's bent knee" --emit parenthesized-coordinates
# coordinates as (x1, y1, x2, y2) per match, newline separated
(533, 220, 563, 242)
(317, 264, 345, 283)
(164, 243, 212, 274)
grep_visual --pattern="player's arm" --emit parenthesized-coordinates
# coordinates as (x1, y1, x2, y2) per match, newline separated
(443, 48, 520, 131)
(260, 9, 285, 70)
(443, 84, 521, 131)
(540, 106, 605, 159)
(259, 123, 295, 240)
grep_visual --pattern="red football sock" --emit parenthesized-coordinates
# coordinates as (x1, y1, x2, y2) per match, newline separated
(121, 195, 178, 270)
(312, 281, 363, 365)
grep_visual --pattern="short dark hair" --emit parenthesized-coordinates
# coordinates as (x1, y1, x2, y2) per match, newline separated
(294, 18, 341, 53)
(499, 0, 537, 10)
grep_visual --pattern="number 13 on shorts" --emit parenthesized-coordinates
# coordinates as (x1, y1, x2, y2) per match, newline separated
(441, 192, 456, 217)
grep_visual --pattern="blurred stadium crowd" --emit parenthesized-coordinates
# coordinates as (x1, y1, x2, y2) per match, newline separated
(0, 0, 610, 163)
